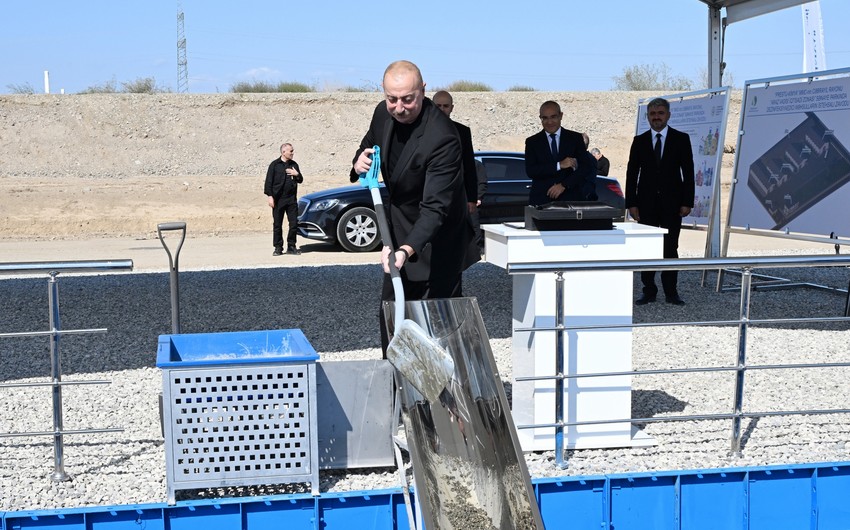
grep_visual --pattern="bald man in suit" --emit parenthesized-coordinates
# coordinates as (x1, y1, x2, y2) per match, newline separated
(525, 100, 596, 206)
(351, 61, 478, 351)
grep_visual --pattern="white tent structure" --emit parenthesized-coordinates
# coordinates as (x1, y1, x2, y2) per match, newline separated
(698, 0, 813, 87)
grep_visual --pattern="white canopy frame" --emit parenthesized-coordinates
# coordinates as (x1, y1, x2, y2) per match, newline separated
(698, 0, 813, 87)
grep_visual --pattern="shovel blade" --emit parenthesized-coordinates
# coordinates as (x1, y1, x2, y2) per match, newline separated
(386, 319, 454, 403)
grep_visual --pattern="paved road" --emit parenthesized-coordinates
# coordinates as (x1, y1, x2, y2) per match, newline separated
(0, 223, 834, 275)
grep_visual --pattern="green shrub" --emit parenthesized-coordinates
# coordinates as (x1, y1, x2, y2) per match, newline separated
(230, 80, 276, 93)
(79, 78, 119, 94)
(122, 77, 169, 94)
(443, 80, 493, 92)
(230, 80, 315, 93)
(275, 81, 315, 93)
(611, 63, 693, 91)
(339, 80, 381, 92)
(507, 85, 536, 92)
(78, 77, 169, 94)
(7, 82, 35, 94)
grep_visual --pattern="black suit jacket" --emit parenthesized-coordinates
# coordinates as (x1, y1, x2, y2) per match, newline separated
(451, 120, 477, 204)
(264, 158, 303, 205)
(525, 127, 595, 205)
(625, 127, 695, 221)
(350, 99, 477, 282)
(596, 155, 610, 176)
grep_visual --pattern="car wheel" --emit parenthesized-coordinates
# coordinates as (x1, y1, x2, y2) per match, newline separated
(336, 207, 380, 252)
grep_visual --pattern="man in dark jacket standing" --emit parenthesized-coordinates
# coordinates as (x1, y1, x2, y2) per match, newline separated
(264, 143, 304, 255)
(626, 98, 695, 305)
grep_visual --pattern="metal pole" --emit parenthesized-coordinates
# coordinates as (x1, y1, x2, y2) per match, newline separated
(554, 271, 567, 468)
(834, 234, 850, 317)
(47, 272, 70, 481)
(0, 259, 133, 275)
(844, 276, 850, 317)
(730, 266, 753, 456)
(157, 222, 187, 334)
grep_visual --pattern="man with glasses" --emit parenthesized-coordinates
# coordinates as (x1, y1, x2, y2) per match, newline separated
(351, 60, 478, 351)
(524, 100, 596, 206)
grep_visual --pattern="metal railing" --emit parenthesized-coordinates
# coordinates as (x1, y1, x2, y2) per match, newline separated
(507, 255, 850, 467)
(0, 259, 133, 480)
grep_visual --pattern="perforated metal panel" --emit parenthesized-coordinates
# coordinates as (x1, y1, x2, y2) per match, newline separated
(161, 362, 318, 504)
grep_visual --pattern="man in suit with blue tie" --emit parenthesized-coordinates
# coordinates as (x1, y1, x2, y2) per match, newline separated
(524, 100, 596, 206)
(626, 97, 695, 306)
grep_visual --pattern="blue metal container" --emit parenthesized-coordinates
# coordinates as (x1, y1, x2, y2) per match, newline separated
(157, 329, 320, 505)
(156, 329, 319, 368)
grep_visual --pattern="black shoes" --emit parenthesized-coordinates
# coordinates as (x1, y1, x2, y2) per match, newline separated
(286, 247, 301, 255)
(665, 295, 685, 305)
(273, 249, 283, 256)
(636, 291, 685, 306)
(635, 294, 656, 305)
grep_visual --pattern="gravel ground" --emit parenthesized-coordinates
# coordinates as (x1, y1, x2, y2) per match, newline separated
(2, 249, 850, 512)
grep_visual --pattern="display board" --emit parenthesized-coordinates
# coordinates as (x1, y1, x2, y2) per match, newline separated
(635, 88, 730, 256)
(727, 69, 850, 241)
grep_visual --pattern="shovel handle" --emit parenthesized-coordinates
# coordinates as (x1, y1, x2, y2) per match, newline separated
(157, 221, 187, 334)
(157, 221, 187, 232)
(362, 146, 406, 328)
(157, 222, 187, 271)
(369, 187, 405, 327)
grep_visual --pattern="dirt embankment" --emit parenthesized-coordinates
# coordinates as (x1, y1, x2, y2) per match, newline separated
(0, 91, 741, 241)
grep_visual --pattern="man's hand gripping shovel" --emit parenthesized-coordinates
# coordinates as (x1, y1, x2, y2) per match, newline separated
(359, 146, 454, 403)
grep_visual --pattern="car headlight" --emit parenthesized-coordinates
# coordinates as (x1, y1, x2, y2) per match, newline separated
(309, 199, 339, 212)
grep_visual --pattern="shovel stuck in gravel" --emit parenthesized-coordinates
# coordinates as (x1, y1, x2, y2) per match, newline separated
(358, 146, 454, 403)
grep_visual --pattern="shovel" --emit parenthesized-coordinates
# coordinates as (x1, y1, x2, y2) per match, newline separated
(358, 146, 454, 403)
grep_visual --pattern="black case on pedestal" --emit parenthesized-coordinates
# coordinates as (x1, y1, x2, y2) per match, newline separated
(524, 201, 620, 231)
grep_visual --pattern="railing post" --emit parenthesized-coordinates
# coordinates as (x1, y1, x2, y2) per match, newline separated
(554, 271, 567, 468)
(47, 272, 71, 481)
(730, 266, 753, 456)
(844, 274, 850, 317)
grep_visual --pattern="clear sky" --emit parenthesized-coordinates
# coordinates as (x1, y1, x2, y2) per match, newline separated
(2, 0, 849, 95)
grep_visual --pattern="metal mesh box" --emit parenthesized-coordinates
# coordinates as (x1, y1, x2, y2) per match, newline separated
(157, 329, 319, 505)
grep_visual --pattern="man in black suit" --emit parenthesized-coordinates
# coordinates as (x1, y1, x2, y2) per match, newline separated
(351, 61, 478, 350)
(626, 97, 695, 305)
(472, 159, 488, 249)
(432, 90, 477, 213)
(591, 148, 610, 176)
(525, 101, 596, 206)
(264, 142, 303, 255)
(432, 90, 486, 249)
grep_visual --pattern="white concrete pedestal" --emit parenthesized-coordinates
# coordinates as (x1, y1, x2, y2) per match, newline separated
(484, 222, 666, 452)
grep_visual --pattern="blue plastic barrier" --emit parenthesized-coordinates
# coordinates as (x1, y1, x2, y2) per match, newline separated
(4, 463, 850, 529)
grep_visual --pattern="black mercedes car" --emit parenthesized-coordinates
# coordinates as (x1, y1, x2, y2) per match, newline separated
(296, 151, 626, 252)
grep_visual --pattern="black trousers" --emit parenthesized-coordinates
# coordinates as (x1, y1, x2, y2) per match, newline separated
(378, 271, 463, 356)
(272, 199, 298, 250)
(470, 207, 484, 249)
(640, 212, 682, 297)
